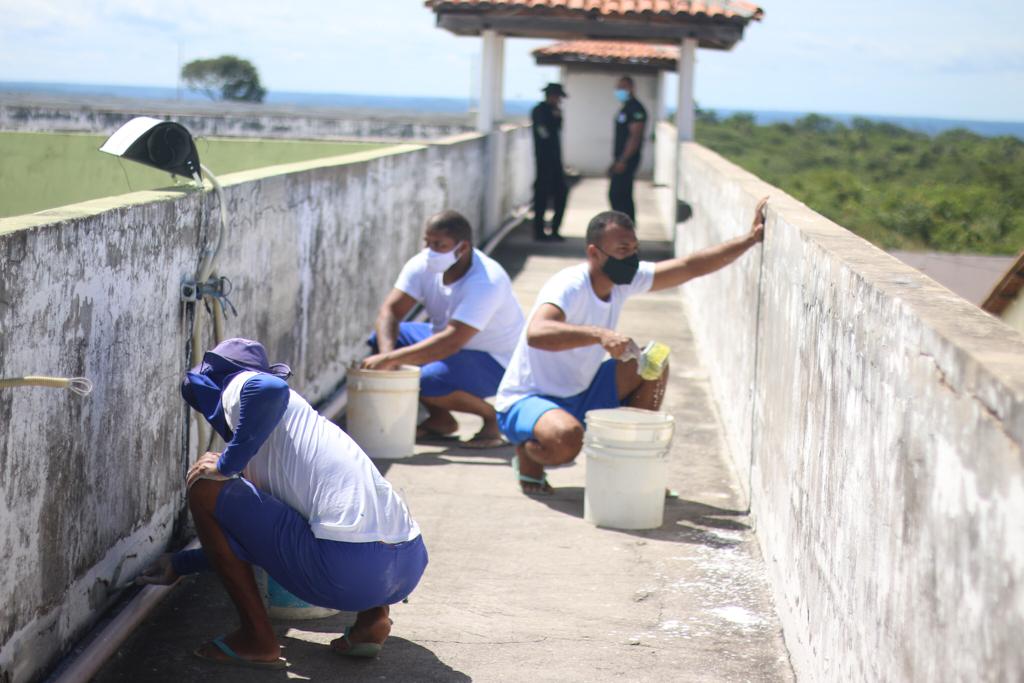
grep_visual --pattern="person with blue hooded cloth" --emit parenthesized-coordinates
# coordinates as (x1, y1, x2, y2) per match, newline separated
(137, 338, 427, 670)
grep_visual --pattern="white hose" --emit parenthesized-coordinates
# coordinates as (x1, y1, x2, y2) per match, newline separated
(189, 164, 229, 459)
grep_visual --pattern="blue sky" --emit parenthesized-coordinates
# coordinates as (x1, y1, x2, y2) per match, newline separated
(1, 0, 1022, 121)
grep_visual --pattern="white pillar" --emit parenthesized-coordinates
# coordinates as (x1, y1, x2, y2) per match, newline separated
(655, 70, 668, 124)
(478, 30, 506, 238)
(676, 38, 697, 142)
(673, 37, 697, 223)
(477, 30, 504, 132)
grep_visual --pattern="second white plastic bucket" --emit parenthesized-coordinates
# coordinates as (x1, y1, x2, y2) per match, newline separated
(584, 441, 669, 530)
(346, 365, 421, 459)
(583, 408, 675, 530)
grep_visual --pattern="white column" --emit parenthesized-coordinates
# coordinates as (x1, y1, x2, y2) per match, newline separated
(655, 70, 668, 124)
(676, 38, 697, 142)
(673, 37, 697, 223)
(477, 30, 504, 132)
(478, 30, 506, 238)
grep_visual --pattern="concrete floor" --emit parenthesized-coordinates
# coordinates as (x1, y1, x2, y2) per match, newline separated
(91, 179, 794, 682)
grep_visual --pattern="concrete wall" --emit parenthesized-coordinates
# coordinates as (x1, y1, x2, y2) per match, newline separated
(559, 67, 658, 178)
(0, 103, 473, 141)
(0, 126, 531, 683)
(672, 141, 1024, 681)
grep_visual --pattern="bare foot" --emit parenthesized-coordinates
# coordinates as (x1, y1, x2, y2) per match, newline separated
(417, 409, 459, 439)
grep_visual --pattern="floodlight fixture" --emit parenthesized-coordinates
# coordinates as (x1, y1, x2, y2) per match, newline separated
(99, 116, 203, 185)
(99, 116, 228, 300)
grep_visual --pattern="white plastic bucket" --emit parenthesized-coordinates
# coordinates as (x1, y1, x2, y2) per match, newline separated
(583, 408, 675, 530)
(584, 407, 675, 450)
(347, 365, 421, 459)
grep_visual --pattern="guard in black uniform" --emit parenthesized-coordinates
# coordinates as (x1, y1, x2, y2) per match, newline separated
(531, 83, 569, 242)
(608, 76, 647, 222)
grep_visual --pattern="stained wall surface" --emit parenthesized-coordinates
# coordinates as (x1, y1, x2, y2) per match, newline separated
(673, 140, 1024, 681)
(0, 103, 473, 140)
(0, 126, 531, 683)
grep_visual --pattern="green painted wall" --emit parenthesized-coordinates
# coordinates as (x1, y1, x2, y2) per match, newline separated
(0, 132, 389, 218)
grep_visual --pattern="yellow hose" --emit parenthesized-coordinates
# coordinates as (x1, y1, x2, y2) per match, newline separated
(0, 376, 94, 396)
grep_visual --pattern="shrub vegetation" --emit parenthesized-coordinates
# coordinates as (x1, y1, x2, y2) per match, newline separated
(696, 111, 1024, 254)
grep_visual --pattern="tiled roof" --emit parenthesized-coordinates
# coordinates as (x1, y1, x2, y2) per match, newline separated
(534, 40, 679, 68)
(426, 0, 765, 23)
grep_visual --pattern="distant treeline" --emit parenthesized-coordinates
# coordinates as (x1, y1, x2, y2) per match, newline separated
(695, 111, 1024, 255)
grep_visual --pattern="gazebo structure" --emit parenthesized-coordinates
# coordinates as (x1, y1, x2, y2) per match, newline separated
(425, 0, 764, 229)
(533, 40, 680, 178)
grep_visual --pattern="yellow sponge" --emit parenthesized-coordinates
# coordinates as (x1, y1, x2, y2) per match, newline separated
(638, 341, 670, 381)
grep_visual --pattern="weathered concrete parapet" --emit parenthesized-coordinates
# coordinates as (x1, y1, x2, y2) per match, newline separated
(673, 140, 1024, 680)
(0, 102, 474, 141)
(0, 126, 531, 683)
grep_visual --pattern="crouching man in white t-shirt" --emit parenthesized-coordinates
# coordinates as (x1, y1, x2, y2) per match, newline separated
(495, 201, 767, 494)
(137, 339, 427, 669)
(363, 210, 525, 449)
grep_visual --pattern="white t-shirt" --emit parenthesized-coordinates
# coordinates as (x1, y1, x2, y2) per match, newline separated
(222, 372, 421, 544)
(394, 248, 524, 367)
(494, 261, 656, 412)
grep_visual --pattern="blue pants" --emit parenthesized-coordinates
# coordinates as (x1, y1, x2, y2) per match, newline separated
(497, 359, 621, 444)
(369, 321, 505, 398)
(172, 479, 428, 612)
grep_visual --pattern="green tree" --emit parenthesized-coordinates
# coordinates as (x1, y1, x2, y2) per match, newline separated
(695, 112, 1024, 254)
(181, 55, 267, 103)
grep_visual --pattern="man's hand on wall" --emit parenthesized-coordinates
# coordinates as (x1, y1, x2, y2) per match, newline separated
(135, 553, 179, 586)
(750, 196, 768, 243)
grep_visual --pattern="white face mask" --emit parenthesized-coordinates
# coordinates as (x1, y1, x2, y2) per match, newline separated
(425, 241, 464, 273)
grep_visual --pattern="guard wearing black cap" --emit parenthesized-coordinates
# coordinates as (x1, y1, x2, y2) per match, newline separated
(531, 83, 569, 241)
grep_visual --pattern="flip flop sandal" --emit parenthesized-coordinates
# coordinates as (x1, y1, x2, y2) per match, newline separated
(512, 455, 553, 495)
(459, 433, 507, 449)
(415, 427, 460, 443)
(193, 637, 288, 670)
(334, 627, 383, 658)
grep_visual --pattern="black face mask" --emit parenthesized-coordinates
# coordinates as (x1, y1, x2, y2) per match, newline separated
(599, 249, 640, 285)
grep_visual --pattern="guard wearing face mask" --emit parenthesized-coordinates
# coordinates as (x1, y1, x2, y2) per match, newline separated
(608, 75, 647, 222)
(494, 202, 768, 495)
(364, 210, 525, 449)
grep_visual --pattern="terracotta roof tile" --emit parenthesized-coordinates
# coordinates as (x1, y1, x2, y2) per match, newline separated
(426, 0, 764, 22)
(534, 40, 679, 68)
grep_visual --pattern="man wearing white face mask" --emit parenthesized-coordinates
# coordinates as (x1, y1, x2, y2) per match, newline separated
(363, 210, 525, 449)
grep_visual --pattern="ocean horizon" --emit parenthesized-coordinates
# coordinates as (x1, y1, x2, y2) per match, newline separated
(3, 80, 1023, 140)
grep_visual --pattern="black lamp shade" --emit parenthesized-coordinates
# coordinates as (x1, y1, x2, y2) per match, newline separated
(99, 117, 201, 179)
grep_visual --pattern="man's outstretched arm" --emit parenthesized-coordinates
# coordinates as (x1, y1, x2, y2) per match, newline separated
(527, 303, 634, 358)
(650, 197, 767, 292)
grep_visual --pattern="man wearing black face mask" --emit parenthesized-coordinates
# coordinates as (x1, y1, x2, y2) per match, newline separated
(494, 201, 767, 494)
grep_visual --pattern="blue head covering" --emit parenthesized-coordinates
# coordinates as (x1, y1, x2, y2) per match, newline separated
(180, 338, 292, 440)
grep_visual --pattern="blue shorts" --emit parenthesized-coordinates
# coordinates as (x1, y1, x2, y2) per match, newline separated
(369, 321, 505, 398)
(172, 479, 428, 612)
(497, 359, 621, 445)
